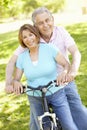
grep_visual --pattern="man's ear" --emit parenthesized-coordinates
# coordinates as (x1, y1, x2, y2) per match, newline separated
(52, 16, 54, 21)
(33, 24, 36, 27)
(33, 25, 40, 32)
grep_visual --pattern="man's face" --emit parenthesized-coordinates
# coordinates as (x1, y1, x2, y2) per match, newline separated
(34, 12, 54, 39)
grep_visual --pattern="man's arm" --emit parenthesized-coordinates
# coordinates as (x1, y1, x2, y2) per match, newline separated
(68, 44, 81, 77)
(55, 52, 70, 85)
(13, 67, 23, 95)
(5, 55, 18, 93)
(5, 45, 27, 93)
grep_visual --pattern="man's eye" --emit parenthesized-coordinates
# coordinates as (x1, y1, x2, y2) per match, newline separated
(39, 23, 42, 25)
(38, 22, 43, 26)
(46, 19, 50, 22)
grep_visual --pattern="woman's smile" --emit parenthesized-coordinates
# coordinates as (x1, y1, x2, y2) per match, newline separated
(22, 30, 39, 49)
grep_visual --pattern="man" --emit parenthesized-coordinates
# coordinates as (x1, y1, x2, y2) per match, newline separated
(6, 7, 87, 130)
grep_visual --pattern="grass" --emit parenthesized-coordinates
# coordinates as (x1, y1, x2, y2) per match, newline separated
(0, 22, 87, 129)
(0, 30, 30, 130)
(66, 23, 87, 105)
(0, 93, 29, 130)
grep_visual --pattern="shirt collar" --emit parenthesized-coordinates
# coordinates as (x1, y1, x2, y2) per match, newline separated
(40, 26, 57, 43)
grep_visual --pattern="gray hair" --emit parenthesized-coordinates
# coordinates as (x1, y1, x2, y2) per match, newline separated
(32, 7, 52, 24)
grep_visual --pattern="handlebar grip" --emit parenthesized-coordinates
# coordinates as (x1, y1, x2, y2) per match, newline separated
(21, 86, 26, 94)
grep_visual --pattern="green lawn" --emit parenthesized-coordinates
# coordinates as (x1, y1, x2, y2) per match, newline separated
(0, 22, 87, 130)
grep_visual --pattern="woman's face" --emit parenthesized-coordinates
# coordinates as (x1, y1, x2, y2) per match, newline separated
(22, 29, 39, 49)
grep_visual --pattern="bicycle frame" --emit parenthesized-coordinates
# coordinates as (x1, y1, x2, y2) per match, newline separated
(23, 80, 62, 130)
(38, 87, 57, 130)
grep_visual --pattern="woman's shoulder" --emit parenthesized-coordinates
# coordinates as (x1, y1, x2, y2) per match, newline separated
(40, 43, 53, 48)
(40, 43, 59, 52)
(40, 43, 58, 49)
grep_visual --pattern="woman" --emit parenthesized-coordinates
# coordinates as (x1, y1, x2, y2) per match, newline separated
(13, 24, 78, 130)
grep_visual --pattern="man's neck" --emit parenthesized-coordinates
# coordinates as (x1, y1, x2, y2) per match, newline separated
(41, 33, 52, 43)
(42, 37, 50, 43)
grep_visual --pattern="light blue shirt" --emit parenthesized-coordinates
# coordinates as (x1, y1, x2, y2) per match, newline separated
(16, 44, 64, 96)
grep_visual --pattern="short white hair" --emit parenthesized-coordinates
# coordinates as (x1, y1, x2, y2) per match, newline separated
(32, 7, 52, 24)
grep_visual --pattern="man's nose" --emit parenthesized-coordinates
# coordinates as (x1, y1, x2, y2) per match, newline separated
(43, 21, 48, 27)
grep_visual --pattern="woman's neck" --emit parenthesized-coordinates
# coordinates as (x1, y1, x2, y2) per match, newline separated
(29, 45, 39, 61)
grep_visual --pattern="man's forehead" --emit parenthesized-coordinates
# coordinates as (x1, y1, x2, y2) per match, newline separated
(35, 12, 52, 21)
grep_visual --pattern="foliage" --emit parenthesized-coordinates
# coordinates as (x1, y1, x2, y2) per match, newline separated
(66, 23, 87, 105)
(22, 0, 39, 14)
(0, 22, 87, 129)
(0, 0, 66, 18)
(0, 0, 24, 18)
(40, 0, 65, 12)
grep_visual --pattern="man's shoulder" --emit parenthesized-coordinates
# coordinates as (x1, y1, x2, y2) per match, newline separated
(14, 45, 28, 56)
(18, 49, 28, 57)
(54, 26, 65, 32)
(53, 26, 68, 38)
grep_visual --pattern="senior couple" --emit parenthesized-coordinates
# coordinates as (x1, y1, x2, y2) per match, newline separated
(6, 7, 87, 130)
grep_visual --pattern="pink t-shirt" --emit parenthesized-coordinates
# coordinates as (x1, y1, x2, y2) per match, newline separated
(14, 26, 75, 74)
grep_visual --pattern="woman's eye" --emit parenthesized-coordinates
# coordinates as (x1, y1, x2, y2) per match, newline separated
(23, 36, 27, 39)
(29, 34, 33, 37)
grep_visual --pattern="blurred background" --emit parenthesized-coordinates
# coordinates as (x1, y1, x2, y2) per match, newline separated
(0, 0, 87, 33)
(0, 0, 87, 22)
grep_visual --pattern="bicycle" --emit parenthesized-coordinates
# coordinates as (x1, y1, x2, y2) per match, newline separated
(23, 80, 63, 130)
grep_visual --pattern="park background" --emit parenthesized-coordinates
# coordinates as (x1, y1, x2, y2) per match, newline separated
(0, 0, 87, 129)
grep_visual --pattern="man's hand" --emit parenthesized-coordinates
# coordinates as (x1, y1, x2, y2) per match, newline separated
(56, 71, 68, 85)
(5, 84, 14, 93)
(13, 80, 23, 95)
(56, 71, 76, 86)
(66, 72, 76, 82)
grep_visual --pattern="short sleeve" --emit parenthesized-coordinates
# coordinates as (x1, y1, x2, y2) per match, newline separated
(48, 44, 59, 58)
(59, 26, 76, 48)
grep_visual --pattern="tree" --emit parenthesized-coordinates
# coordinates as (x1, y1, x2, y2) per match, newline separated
(23, 0, 65, 14)
(0, 0, 66, 19)
(37, 0, 65, 13)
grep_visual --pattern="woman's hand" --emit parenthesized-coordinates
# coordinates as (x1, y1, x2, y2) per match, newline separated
(13, 80, 23, 95)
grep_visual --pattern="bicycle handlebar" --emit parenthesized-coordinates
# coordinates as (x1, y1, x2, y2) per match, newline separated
(22, 80, 57, 93)
(27, 80, 57, 90)
(22, 80, 68, 94)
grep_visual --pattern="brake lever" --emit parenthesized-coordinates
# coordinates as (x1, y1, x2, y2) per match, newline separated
(21, 86, 26, 94)
(55, 82, 68, 87)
